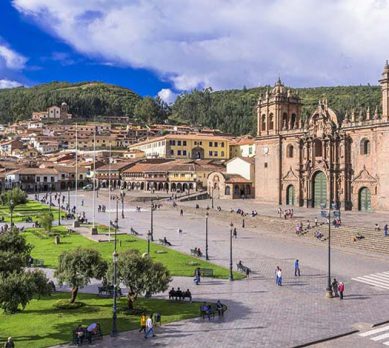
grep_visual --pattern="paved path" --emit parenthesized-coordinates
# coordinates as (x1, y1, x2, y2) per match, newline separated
(31, 191, 389, 348)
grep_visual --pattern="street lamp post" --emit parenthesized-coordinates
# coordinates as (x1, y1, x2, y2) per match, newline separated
(211, 187, 214, 209)
(111, 249, 118, 336)
(58, 190, 61, 225)
(150, 200, 154, 242)
(9, 198, 14, 227)
(67, 185, 70, 213)
(121, 191, 125, 219)
(229, 222, 234, 281)
(49, 191, 52, 213)
(325, 204, 333, 298)
(205, 212, 209, 260)
(147, 230, 151, 255)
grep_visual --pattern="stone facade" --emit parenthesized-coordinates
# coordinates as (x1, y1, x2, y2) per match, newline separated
(255, 62, 389, 212)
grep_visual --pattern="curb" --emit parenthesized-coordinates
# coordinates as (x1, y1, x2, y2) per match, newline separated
(373, 320, 389, 327)
(293, 330, 359, 347)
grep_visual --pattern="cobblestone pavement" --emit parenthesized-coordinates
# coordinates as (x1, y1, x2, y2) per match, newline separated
(44, 190, 389, 347)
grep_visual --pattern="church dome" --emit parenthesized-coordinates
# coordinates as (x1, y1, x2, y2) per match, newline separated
(271, 78, 287, 96)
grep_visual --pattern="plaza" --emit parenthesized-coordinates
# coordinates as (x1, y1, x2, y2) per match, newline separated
(2, 188, 386, 347)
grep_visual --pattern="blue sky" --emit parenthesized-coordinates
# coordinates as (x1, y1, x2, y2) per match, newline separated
(1, 0, 389, 103)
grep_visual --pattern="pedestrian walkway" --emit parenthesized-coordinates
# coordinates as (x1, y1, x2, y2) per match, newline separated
(352, 271, 389, 291)
(359, 325, 389, 346)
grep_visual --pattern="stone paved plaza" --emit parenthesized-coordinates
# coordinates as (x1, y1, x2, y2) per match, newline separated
(42, 189, 389, 347)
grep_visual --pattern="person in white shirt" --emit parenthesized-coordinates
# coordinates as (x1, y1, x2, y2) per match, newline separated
(144, 315, 155, 339)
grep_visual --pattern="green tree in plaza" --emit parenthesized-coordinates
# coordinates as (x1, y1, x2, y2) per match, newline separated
(39, 213, 53, 234)
(0, 230, 32, 275)
(0, 230, 51, 313)
(111, 249, 171, 310)
(0, 187, 28, 206)
(55, 248, 107, 303)
(0, 270, 51, 313)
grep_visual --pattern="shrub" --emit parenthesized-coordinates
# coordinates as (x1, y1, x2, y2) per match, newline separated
(53, 299, 85, 309)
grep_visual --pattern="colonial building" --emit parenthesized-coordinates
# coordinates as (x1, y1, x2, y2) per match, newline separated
(255, 62, 389, 212)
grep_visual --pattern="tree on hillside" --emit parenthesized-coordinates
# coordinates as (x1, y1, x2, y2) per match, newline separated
(0, 230, 51, 313)
(110, 249, 171, 309)
(134, 97, 160, 124)
(55, 248, 107, 303)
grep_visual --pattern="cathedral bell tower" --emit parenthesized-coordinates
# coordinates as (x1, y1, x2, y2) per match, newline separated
(256, 78, 302, 137)
(379, 60, 389, 121)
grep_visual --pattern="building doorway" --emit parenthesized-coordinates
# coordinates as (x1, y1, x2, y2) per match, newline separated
(358, 187, 371, 211)
(286, 185, 295, 205)
(313, 171, 327, 208)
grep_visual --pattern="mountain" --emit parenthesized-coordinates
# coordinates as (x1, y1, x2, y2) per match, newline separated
(0, 82, 141, 123)
(171, 85, 382, 135)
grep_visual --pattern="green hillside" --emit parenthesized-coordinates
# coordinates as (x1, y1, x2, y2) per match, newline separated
(171, 85, 382, 135)
(0, 81, 141, 123)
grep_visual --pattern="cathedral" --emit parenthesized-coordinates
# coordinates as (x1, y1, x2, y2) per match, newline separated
(255, 61, 389, 211)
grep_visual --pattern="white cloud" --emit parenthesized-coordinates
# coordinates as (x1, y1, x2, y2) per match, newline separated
(0, 79, 23, 89)
(0, 44, 27, 70)
(157, 88, 178, 104)
(11, 0, 389, 90)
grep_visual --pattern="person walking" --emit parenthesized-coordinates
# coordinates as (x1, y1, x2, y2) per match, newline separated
(233, 227, 237, 239)
(294, 259, 301, 276)
(4, 337, 14, 348)
(338, 281, 345, 300)
(331, 278, 339, 297)
(384, 224, 388, 237)
(139, 313, 147, 333)
(180, 209, 183, 216)
(144, 315, 155, 339)
(194, 267, 201, 285)
(314, 217, 318, 226)
(277, 268, 283, 286)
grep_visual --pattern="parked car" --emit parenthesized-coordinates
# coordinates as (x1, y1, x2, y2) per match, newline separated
(82, 184, 93, 191)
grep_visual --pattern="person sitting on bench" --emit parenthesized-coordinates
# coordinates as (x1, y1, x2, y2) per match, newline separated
(163, 237, 172, 246)
(168, 287, 176, 299)
(184, 289, 192, 302)
(196, 248, 203, 257)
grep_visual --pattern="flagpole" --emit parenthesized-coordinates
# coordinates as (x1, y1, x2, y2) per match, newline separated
(75, 122, 78, 217)
(92, 120, 97, 234)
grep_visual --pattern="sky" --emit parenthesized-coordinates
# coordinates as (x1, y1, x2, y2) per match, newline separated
(0, 0, 389, 103)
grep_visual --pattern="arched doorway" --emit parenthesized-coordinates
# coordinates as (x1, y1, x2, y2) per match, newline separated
(358, 187, 371, 211)
(192, 147, 204, 159)
(312, 171, 327, 208)
(286, 185, 295, 205)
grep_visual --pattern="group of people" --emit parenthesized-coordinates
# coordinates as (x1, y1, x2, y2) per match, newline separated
(97, 205, 107, 213)
(193, 247, 203, 257)
(200, 300, 225, 320)
(375, 223, 389, 236)
(74, 322, 101, 345)
(138, 313, 161, 339)
(331, 278, 345, 299)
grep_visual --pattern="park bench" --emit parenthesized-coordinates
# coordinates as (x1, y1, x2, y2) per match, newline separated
(200, 303, 228, 320)
(194, 268, 213, 277)
(98, 285, 123, 297)
(32, 259, 44, 267)
(237, 262, 251, 274)
(159, 238, 172, 246)
(130, 227, 139, 236)
(72, 323, 103, 345)
(190, 248, 203, 257)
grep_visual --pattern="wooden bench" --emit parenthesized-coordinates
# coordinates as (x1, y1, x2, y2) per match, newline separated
(32, 259, 45, 267)
(237, 263, 251, 274)
(190, 248, 203, 257)
(195, 268, 213, 277)
(98, 286, 123, 297)
(159, 238, 172, 246)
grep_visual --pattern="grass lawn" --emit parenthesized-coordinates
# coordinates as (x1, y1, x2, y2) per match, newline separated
(0, 292, 200, 348)
(0, 200, 66, 223)
(25, 227, 244, 279)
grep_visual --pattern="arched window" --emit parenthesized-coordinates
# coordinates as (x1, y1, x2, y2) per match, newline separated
(269, 114, 274, 130)
(360, 138, 370, 155)
(225, 186, 231, 195)
(286, 144, 294, 158)
(282, 113, 288, 130)
(261, 114, 266, 131)
(291, 114, 297, 129)
(314, 139, 322, 157)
